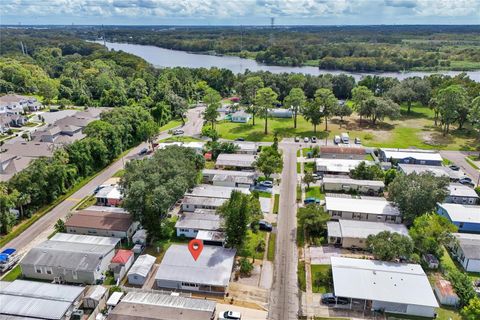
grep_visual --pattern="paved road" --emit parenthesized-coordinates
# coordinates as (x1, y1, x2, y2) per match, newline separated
(440, 150, 480, 186)
(1, 106, 205, 254)
(268, 143, 299, 320)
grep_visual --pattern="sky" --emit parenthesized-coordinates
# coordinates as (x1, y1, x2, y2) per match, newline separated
(1, 0, 479, 25)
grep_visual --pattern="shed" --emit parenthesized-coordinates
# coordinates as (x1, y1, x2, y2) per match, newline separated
(434, 278, 459, 306)
(127, 254, 156, 286)
(84, 285, 108, 309)
(110, 250, 134, 280)
(422, 254, 439, 269)
(132, 229, 147, 245)
(107, 291, 124, 308)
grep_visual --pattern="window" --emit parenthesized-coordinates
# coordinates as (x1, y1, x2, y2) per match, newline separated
(46, 268, 52, 275)
(35, 267, 42, 274)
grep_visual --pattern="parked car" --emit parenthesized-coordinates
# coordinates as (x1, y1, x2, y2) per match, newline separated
(259, 220, 273, 232)
(219, 311, 241, 320)
(312, 173, 321, 180)
(341, 132, 349, 144)
(311, 136, 317, 143)
(304, 197, 321, 205)
(354, 137, 361, 144)
(139, 147, 148, 155)
(260, 180, 273, 188)
(294, 136, 300, 142)
(321, 293, 350, 305)
(173, 129, 184, 135)
(333, 135, 341, 144)
(459, 178, 474, 186)
(304, 137, 309, 143)
(449, 165, 460, 171)
(235, 138, 245, 141)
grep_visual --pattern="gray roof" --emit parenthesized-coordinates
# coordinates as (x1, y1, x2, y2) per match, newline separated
(322, 176, 385, 188)
(448, 183, 479, 198)
(438, 203, 480, 224)
(381, 148, 443, 162)
(175, 212, 222, 231)
(108, 291, 216, 320)
(454, 233, 480, 260)
(186, 184, 250, 199)
(398, 164, 460, 179)
(316, 159, 374, 173)
(327, 220, 409, 239)
(2, 140, 54, 158)
(155, 244, 236, 287)
(212, 174, 254, 185)
(202, 169, 255, 177)
(50, 233, 121, 246)
(325, 196, 401, 216)
(182, 196, 227, 207)
(21, 239, 116, 272)
(128, 254, 156, 278)
(215, 153, 256, 168)
(0, 280, 85, 320)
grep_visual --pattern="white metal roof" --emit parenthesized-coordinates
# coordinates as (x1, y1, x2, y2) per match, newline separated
(0, 280, 85, 320)
(196, 230, 226, 242)
(95, 184, 122, 199)
(182, 196, 227, 207)
(50, 233, 121, 246)
(186, 184, 250, 199)
(331, 257, 438, 308)
(175, 212, 222, 231)
(327, 220, 409, 239)
(107, 292, 124, 307)
(202, 169, 256, 177)
(316, 159, 374, 173)
(215, 153, 256, 167)
(453, 233, 480, 260)
(448, 184, 479, 198)
(381, 148, 443, 162)
(128, 254, 156, 278)
(325, 196, 401, 216)
(121, 291, 216, 312)
(212, 174, 254, 185)
(438, 203, 480, 223)
(155, 244, 236, 287)
(322, 176, 385, 188)
(398, 164, 460, 179)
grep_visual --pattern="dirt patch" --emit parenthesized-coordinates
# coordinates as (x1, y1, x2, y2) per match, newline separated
(421, 131, 452, 148)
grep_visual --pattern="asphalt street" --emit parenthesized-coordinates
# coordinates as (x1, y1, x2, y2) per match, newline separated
(440, 150, 480, 186)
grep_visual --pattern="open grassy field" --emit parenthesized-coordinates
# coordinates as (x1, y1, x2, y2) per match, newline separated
(215, 103, 478, 150)
(305, 186, 325, 199)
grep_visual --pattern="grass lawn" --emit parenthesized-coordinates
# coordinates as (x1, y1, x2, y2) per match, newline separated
(239, 230, 267, 260)
(305, 186, 324, 199)
(112, 169, 125, 177)
(256, 191, 272, 198)
(298, 261, 306, 291)
(435, 307, 462, 320)
(304, 162, 315, 173)
(364, 154, 374, 161)
(273, 194, 280, 214)
(76, 195, 96, 210)
(159, 119, 182, 132)
(296, 162, 301, 173)
(466, 156, 479, 170)
(160, 136, 203, 143)
(1, 265, 22, 281)
(296, 184, 302, 203)
(204, 161, 215, 169)
(215, 105, 477, 150)
(441, 246, 480, 281)
(311, 264, 332, 293)
(267, 233, 276, 261)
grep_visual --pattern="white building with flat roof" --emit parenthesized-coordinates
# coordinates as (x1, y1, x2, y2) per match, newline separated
(127, 254, 156, 286)
(327, 220, 409, 248)
(316, 159, 374, 175)
(398, 163, 462, 180)
(331, 257, 438, 318)
(325, 196, 402, 223)
(186, 184, 250, 199)
(380, 148, 443, 166)
(175, 212, 222, 238)
(446, 183, 479, 205)
(450, 233, 480, 273)
(322, 176, 385, 194)
(215, 153, 256, 170)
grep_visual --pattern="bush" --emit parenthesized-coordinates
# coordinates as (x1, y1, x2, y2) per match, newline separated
(239, 257, 254, 276)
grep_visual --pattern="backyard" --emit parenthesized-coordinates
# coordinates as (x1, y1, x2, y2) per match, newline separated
(215, 103, 478, 150)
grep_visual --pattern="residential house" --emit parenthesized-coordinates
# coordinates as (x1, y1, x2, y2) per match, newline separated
(327, 219, 409, 248)
(437, 203, 480, 233)
(234, 141, 258, 154)
(268, 108, 293, 118)
(446, 183, 479, 205)
(0, 280, 85, 320)
(316, 159, 374, 175)
(127, 254, 156, 286)
(181, 184, 250, 212)
(0, 94, 42, 112)
(330, 257, 438, 318)
(155, 244, 236, 294)
(450, 233, 480, 273)
(379, 148, 443, 166)
(202, 169, 256, 187)
(110, 249, 134, 281)
(215, 153, 257, 170)
(95, 184, 122, 206)
(319, 146, 366, 160)
(65, 209, 138, 240)
(20, 235, 119, 284)
(175, 212, 222, 238)
(107, 291, 217, 320)
(231, 110, 251, 123)
(398, 163, 462, 181)
(325, 196, 402, 223)
(182, 196, 227, 212)
(322, 176, 385, 195)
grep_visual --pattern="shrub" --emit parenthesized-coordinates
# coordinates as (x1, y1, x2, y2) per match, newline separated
(239, 257, 254, 276)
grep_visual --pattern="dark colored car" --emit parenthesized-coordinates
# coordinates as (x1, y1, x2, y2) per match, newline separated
(449, 165, 460, 171)
(139, 147, 149, 155)
(321, 293, 349, 305)
(304, 197, 321, 205)
(311, 136, 317, 143)
(459, 178, 474, 187)
(259, 220, 273, 232)
(235, 138, 245, 141)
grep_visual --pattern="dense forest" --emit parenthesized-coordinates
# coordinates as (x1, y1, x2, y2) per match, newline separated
(23, 25, 480, 72)
(0, 28, 479, 234)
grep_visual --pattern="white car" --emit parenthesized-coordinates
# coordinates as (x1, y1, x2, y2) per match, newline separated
(219, 311, 241, 320)
(303, 137, 309, 143)
(260, 180, 273, 188)
(173, 129, 184, 135)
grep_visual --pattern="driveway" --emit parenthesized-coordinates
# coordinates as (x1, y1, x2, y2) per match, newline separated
(309, 246, 342, 265)
(441, 150, 480, 186)
(216, 303, 268, 320)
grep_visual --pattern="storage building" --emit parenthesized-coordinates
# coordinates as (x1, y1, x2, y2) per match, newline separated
(433, 278, 459, 307)
(127, 254, 156, 286)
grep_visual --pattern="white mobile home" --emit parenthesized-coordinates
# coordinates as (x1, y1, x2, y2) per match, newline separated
(175, 212, 222, 238)
(322, 176, 385, 195)
(446, 183, 479, 205)
(450, 233, 480, 273)
(325, 196, 402, 223)
(215, 153, 256, 170)
(127, 254, 156, 286)
(316, 159, 374, 175)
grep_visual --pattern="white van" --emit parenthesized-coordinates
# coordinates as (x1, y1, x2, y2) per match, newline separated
(341, 133, 349, 144)
(334, 135, 341, 144)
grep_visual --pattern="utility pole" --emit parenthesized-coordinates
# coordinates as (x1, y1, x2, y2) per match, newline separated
(269, 17, 275, 45)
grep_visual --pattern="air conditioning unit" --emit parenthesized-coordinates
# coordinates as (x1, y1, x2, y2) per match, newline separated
(72, 309, 84, 320)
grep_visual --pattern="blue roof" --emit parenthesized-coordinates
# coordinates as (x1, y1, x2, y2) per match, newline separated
(2, 248, 16, 255)
(0, 254, 9, 262)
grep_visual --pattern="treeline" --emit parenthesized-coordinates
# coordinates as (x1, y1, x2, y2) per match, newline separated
(0, 106, 157, 233)
(54, 25, 480, 71)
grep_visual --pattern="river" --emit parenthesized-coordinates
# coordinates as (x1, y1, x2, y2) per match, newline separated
(100, 41, 480, 82)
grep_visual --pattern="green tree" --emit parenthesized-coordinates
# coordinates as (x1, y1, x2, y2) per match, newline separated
(254, 146, 283, 178)
(448, 269, 476, 307)
(333, 102, 352, 122)
(151, 101, 172, 126)
(0, 183, 19, 234)
(128, 78, 148, 102)
(303, 172, 315, 189)
(462, 297, 480, 320)
(363, 96, 400, 125)
(350, 162, 384, 180)
(243, 76, 264, 125)
(203, 88, 221, 128)
(283, 87, 306, 129)
(387, 173, 449, 225)
(351, 86, 374, 124)
(435, 85, 468, 135)
(167, 92, 189, 125)
(384, 169, 397, 186)
(314, 88, 338, 131)
(408, 214, 457, 258)
(388, 78, 431, 113)
(239, 257, 254, 276)
(54, 218, 66, 233)
(366, 231, 414, 261)
(301, 100, 323, 133)
(332, 74, 355, 100)
(255, 87, 278, 134)
(297, 205, 330, 244)
(468, 96, 480, 133)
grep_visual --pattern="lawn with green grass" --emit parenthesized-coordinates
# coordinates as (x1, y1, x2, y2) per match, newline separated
(273, 194, 280, 214)
(296, 184, 302, 203)
(2, 265, 22, 281)
(304, 162, 315, 173)
(305, 186, 324, 199)
(256, 191, 272, 198)
(466, 155, 479, 170)
(239, 230, 267, 260)
(311, 264, 332, 293)
(204, 161, 215, 169)
(296, 162, 301, 173)
(159, 119, 182, 132)
(160, 136, 204, 143)
(112, 169, 125, 177)
(215, 105, 477, 150)
(435, 307, 461, 320)
(76, 195, 96, 210)
(298, 261, 306, 291)
(267, 233, 276, 261)
(364, 154, 374, 161)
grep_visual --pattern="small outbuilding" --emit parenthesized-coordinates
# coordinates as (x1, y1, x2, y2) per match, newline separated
(132, 229, 147, 246)
(231, 110, 251, 123)
(110, 249, 134, 280)
(127, 254, 156, 286)
(434, 278, 459, 307)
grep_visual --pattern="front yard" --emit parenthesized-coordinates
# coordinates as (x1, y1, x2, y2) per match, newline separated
(305, 186, 324, 199)
(311, 264, 332, 294)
